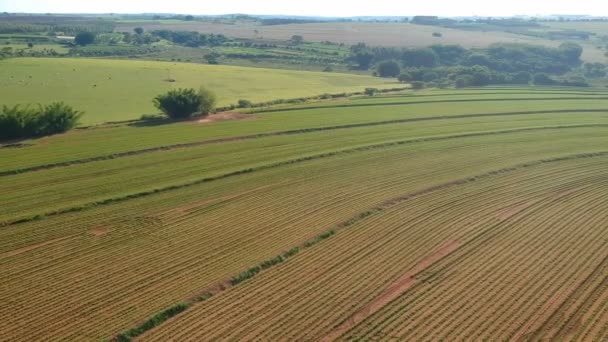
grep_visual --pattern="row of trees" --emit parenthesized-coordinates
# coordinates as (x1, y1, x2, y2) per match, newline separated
(362, 42, 593, 88)
(73, 29, 228, 48)
(353, 42, 583, 73)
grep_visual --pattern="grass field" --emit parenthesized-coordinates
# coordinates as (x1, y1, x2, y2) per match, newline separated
(0, 57, 394, 124)
(1, 87, 608, 340)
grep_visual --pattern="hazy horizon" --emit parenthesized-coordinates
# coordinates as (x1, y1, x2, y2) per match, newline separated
(1, 0, 607, 18)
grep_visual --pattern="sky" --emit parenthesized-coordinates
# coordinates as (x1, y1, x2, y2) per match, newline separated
(0, 0, 607, 17)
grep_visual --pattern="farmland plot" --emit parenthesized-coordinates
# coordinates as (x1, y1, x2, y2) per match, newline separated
(1, 89, 608, 341)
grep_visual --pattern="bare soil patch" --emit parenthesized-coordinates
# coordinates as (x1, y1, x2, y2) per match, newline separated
(321, 240, 462, 341)
(197, 112, 257, 124)
(91, 227, 111, 237)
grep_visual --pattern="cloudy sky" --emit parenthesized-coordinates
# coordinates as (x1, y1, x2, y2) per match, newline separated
(0, 0, 606, 17)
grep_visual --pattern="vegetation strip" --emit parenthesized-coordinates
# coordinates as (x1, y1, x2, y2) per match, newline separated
(249, 97, 608, 114)
(2, 124, 607, 228)
(3, 109, 607, 177)
(110, 151, 608, 341)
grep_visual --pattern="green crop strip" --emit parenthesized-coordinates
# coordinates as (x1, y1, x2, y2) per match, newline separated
(3, 124, 607, 228)
(2, 109, 607, 177)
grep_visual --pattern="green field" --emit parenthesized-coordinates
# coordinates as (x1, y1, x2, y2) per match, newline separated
(2, 88, 608, 340)
(0, 57, 394, 124)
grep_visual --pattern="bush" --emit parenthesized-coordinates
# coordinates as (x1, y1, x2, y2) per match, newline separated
(198, 86, 217, 115)
(0, 102, 83, 141)
(74, 32, 96, 46)
(238, 99, 253, 108)
(364, 88, 379, 96)
(153, 87, 216, 119)
(376, 60, 401, 77)
(410, 81, 425, 90)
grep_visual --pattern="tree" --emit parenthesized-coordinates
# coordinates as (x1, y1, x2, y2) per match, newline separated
(376, 60, 401, 78)
(584, 63, 607, 78)
(351, 51, 374, 70)
(134, 27, 144, 35)
(422, 70, 439, 82)
(291, 35, 304, 45)
(154, 88, 216, 119)
(533, 73, 556, 85)
(410, 81, 425, 89)
(185, 15, 195, 21)
(559, 42, 583, 63)
(511, 71, 532, 84)
(402, 48, 439, 68)
(455, 75, 474, 88)
(398, 72, 412, 83)
(74, 32, 96, 46)
(27, 42, 33, 48)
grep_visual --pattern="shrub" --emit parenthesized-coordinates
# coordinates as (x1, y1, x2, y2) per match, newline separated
(410, 81, 425, 89)
(237, 99, 253, 108)
(154, 87, 216, 119)
(154, 88, 201, 119)
(34, 102, 83, 136)
(0, 102, 83, 141)
(364, 88, 379, 96)
(198, 86, 217, 115)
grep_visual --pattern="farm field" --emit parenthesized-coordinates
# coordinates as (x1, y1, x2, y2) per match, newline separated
(0, 58, 393, 124)
(1, 88, 608, 341)
(114, 21, 607, 62)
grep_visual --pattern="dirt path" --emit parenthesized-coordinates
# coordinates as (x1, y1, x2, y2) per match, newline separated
(321, 240, 462, 341)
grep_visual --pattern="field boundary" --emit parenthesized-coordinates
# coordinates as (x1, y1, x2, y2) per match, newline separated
(3, 124, 608, 228)
(109, 150, 608, 341)
(2, 109, 607, 177)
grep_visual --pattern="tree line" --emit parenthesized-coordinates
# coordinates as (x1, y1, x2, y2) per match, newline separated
(350, 42, 597, 87)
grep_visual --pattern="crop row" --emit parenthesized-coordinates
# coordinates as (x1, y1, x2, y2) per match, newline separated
(3, 119, 607, 225)
(3, 108, 607, 177)
(2, 129, 606, 340)
(138, 154, 608, 340)
(342, 175, 608, 339)
(2, 93, 607, 171)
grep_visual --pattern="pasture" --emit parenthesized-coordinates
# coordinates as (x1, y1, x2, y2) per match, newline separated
(1, 88, 608, 340)
(0, 57, 393, 124)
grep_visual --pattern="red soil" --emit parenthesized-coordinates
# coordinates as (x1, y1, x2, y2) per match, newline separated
(321, 240, 462, 341)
